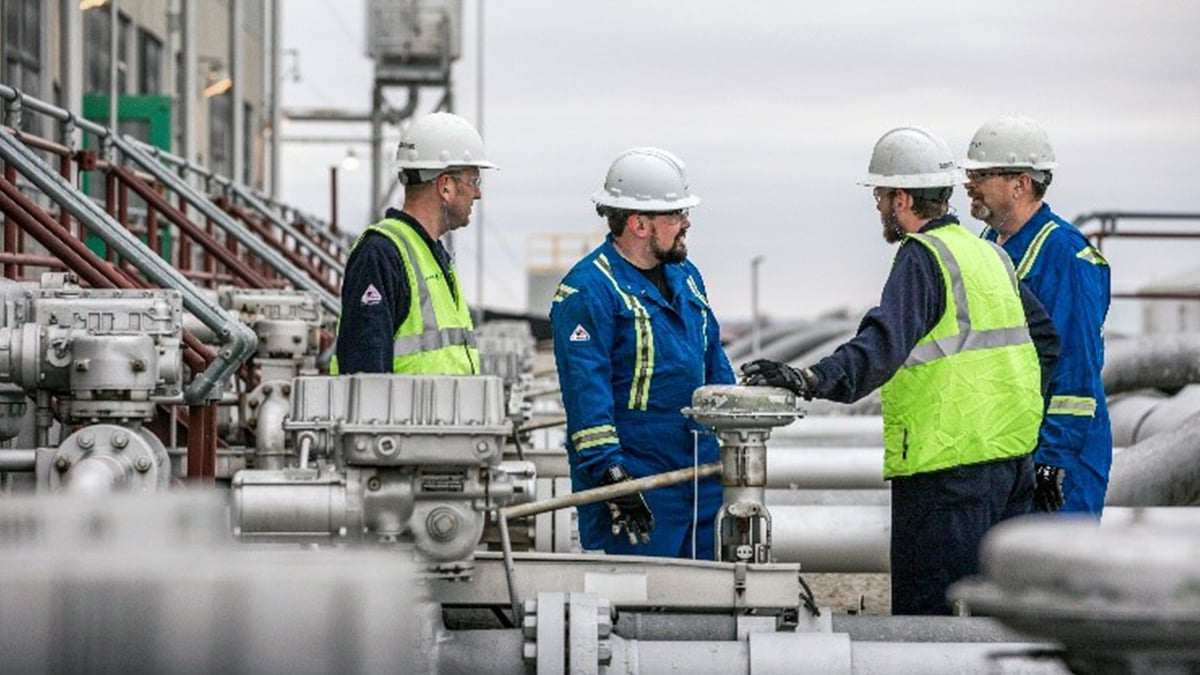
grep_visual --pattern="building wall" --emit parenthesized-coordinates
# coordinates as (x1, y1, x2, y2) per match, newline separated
(1, 0, 270, 188)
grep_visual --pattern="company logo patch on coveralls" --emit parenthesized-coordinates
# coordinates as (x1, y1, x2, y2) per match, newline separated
(569, 324, 591, 342)
(360, 284, 383, 306)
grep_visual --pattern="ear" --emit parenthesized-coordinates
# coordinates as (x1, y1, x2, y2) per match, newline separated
(627, 213, 645, 235)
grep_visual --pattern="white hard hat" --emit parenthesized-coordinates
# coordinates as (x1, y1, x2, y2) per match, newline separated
(394, 112, 496, 181)
(592, 147, 702, 211)
(963, 115, 1058, 171)
(860, 127, 962, 189)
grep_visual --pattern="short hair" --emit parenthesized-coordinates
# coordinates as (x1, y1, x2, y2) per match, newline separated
(597, 205, 636, 236)
(1029, 171, 1052, 200)
(901, 186, 952, 220)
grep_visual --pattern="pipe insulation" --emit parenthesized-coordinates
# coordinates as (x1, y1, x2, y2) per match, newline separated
(1105, 409, 1200, 506)
(1102, 332, 1200, 395)
(769, 506, 1200, 572)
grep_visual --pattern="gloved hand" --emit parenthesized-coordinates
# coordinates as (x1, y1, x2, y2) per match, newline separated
(740, 359, 819, 400)
(601, 464, 655, 545)
(1034, 463, 1065, 512)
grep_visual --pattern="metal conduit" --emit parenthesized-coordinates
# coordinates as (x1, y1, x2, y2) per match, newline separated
(128, 142, 347, 274)
(0, 177, 212, 375)
(111, 137, 341, 315)
(0, 85, 345, 271)
(0, 129, 253, 403)
(0, 85, 340, 316)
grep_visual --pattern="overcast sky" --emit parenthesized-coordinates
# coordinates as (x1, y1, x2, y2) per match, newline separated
(279, 1, 1200, 330)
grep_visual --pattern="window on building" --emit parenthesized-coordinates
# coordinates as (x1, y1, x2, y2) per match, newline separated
(3, 0, 42, 133)
(138, 29, 163, 94)
(118, 13, 131, 94)
(209, 92, 232, 178)
(84, 6, 112, 93)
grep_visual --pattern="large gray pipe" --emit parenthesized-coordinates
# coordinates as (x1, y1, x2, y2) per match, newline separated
(1105, 409, 1200, 506)
(766, 447, 886, 490)
(1103, 332, 1200, 395)
(771, 416, 883, 446)
(439, 630, 1067, 675)
(770, 506, 1200, 572)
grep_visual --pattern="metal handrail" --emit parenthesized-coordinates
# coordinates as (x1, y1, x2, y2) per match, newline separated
(0, 84, 344, 313)
(0, 126, 256, 403)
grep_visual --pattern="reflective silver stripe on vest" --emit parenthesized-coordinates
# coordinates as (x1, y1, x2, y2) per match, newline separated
(390, 231, 475, 355)
(393, 326, 477, 354)
(903, 233, 1031, 368)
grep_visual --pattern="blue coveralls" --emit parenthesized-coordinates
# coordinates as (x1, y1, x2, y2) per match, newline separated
(985, 203, 1112, 514)
(550, 237, 735, 559)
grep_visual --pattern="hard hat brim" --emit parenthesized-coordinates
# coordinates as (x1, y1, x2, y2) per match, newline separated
(590, 190, 702, 211)
(858, 170, 963, 189)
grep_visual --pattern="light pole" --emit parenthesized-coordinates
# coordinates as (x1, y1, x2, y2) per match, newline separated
(751, 255, 765, 359)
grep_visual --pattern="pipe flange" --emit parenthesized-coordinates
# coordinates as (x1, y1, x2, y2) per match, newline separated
(46, 424, 170, 494)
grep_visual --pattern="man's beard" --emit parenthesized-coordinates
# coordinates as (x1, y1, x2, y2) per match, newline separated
(652, 235, 688, 263)
(881, 210, 904, 244)
(970, 200, 993, 222)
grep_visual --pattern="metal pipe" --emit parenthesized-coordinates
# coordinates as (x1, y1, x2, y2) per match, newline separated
(109, 0, 119, 133)
(751, 255, 764, 359)
(765, 447, 886, 489)
(0, 130, 255, 403)
(113, 140, 340, 313)
(771, 416, 884, 446)
(502, 462, 722, 520)
(230, 0, 245, 186)
(1103, 333, 1200, 395)
(181, 0, 196, 173)
(0, 450, 36, 472)
(65, 455, 127, 495)
(770, 505, 1200, 572)
(225, 183, 348, 273)
(269, 0, 281, 197)
(1106, 409, 1200, 506)
(496, 513, 520, 624)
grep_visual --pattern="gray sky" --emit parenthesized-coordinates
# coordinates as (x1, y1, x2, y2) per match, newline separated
(280, 1, 1200, 330)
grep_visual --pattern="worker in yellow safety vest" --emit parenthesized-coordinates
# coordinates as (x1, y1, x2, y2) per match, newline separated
(332, 112, 495, 375)
(743, 126, 1060, 615)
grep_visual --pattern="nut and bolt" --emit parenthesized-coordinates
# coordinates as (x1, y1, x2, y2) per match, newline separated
(77, 432, 95, 449)
(134, 456, 153, 473)
(53, 456, 72, 472)
(111, 431, 129, 449)
(426, 507, 460, 542)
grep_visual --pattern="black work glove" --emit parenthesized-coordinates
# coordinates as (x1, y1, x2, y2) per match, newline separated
(601, 464, 655, 545)
(740, 359, 819, 400)
(1034, 463, 1065, 512)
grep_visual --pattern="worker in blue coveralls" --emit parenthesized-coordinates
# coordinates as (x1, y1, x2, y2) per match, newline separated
(550, 147, 736, 559)
(964, 115, 1111, 515)
(742, 127, 1060, 615)
(332, 112, 495, 375)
